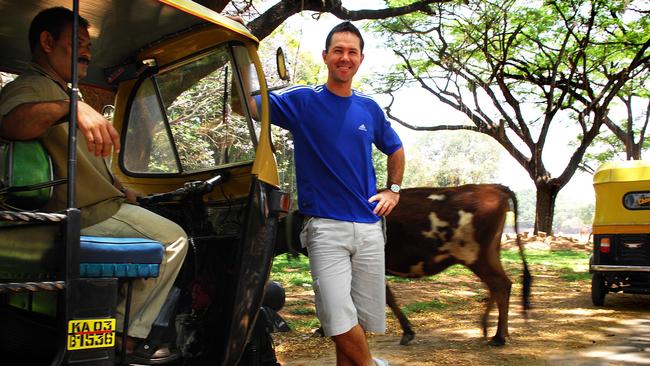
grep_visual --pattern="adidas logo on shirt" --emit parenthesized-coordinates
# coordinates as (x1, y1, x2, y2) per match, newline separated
(358, 124, 367, 131)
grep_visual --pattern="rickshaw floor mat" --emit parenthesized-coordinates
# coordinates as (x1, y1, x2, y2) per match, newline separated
(0, 305, 57, 362)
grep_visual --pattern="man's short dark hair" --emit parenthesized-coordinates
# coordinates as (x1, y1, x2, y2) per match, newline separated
(325, 21, 364, 53)
(29, 7, 90, 53)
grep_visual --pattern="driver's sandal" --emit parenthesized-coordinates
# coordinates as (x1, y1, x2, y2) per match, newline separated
(123, 340, 180, 365)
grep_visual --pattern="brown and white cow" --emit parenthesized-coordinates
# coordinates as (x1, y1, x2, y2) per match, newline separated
(276, 184, 531, 347)
(384, 184, 531, 346)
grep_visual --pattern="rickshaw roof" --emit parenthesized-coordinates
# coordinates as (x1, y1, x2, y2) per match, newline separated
(0, 0, 258, 89)
(593, 160, 650, 185)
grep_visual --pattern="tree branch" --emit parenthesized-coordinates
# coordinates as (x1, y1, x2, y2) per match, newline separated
(247, 0, 450, 40)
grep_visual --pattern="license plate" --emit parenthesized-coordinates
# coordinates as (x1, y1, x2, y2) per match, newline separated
(67, 318, 116, 350)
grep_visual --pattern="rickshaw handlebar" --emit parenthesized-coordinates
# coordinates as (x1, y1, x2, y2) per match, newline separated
(137, 173, 226, 205)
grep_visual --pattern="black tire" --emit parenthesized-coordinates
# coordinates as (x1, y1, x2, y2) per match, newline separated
(591, 272, 606, 306)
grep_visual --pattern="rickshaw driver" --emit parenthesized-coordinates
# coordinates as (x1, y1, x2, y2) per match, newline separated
(0, 7, 188, 364)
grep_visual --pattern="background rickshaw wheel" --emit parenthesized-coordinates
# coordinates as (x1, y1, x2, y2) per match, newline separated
(591, 272, 607, 306)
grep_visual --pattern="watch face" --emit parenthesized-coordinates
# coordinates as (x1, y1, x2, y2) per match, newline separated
(390, 184, 400, 193)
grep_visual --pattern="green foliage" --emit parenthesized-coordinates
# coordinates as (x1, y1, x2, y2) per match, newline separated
(258, 20, 325, 88)
(141, 46, 257, 173)
(582, 119, 650, 167)
(258, 19, 328, 205)
(372, 147, 388, 188)
(554, 198, 594, 233)
(583, 133, 630, 167)
(368, 0, 649, 234)
(514, 189, 536, 229)
(506, 188, 594, 232)
(402, 131, 501, 187)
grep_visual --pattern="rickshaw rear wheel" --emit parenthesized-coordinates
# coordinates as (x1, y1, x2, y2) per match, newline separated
(591, 272, 607, 306)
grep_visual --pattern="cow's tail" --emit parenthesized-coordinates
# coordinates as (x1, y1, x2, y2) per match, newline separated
(505, 185, 532, 316)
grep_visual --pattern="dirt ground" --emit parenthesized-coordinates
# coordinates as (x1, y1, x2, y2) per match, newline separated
(271, 239, 650, 366)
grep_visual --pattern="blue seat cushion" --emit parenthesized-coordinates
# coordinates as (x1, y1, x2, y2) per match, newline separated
(79, 236, 164, 278)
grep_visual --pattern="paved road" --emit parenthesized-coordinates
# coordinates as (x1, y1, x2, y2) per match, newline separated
(549, 318, 650, 365)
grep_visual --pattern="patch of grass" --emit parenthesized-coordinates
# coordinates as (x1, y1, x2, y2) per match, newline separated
(289, 278, 313, 287)
(387, 275, 413, 283)
(271, 249, 591, 290)
(558, 268, 591, 282)
(402, 300, 447, 316)
(430, 264, 473, 278)
(502, 249, 589, 268)
(286, 299, 310, 307)
(273, 253, 310, 270)
(287, 317, 321, 331)
(387, 264, 473, 284)
(271, 254, 312, 288)
(503, 249, 590, 278)
(290, 306, 316, 316)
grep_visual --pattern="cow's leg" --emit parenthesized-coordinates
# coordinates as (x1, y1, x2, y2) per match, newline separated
(480, 297, 495, 339)
(471, 266, 512, 346)
(386, 283, 415, 345)
(487, 273, 512, 346)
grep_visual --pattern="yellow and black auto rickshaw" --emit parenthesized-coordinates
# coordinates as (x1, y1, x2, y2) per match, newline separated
(590, 160, 650, 306)
(0, 1, 290, 365)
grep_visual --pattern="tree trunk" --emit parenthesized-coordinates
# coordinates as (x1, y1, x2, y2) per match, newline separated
(534, 182, 561, 235)
(627, 143, 642, 160)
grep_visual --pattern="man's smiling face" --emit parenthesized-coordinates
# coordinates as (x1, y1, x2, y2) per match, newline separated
(322, 31, 364, 86)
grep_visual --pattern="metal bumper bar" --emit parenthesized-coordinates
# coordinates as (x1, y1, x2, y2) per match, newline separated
(591, 265, 650, 272)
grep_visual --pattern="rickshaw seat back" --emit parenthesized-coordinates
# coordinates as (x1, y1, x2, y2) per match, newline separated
(0, 140, 164, 281)
(0, 225, 164, 282)
(593, 160, 650, 234)
(0, 140, 55, 211)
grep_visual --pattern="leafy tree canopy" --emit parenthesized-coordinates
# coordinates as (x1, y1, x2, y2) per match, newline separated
(366, 0, 649, 233)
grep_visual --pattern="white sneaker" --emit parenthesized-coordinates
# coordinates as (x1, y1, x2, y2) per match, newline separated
(373, 357, 390, 366)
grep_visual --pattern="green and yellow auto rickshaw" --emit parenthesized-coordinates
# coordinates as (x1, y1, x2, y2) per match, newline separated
(0, 1, 289, 364)
(590, 160, 650, 306)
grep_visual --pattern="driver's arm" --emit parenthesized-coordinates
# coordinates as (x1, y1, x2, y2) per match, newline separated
(0, 100, 121, 157)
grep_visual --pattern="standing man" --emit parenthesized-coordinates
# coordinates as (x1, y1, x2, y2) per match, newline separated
(0, 7, 187, 364)
(250, 21, 404, 366)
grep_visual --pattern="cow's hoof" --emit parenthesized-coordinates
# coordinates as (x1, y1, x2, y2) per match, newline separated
(488, 336, 506, 347)
(399, 331, 415, 345)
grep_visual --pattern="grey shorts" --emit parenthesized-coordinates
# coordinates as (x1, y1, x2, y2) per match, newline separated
(300, 217, 386, 336)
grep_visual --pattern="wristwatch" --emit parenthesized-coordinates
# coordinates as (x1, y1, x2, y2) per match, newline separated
(389, 184, 401, 194)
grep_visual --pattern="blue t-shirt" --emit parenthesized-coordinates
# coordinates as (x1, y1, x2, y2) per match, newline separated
(260, 84, 402, 223)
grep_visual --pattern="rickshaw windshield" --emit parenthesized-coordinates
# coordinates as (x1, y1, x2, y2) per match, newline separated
(123, 44, 260, 174)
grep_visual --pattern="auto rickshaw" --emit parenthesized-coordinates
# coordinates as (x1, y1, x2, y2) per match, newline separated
(590, 160, 650, 306)
(0, 0, 289, 365)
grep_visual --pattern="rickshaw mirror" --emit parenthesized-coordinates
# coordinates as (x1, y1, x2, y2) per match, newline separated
(276, 47, 289, 81)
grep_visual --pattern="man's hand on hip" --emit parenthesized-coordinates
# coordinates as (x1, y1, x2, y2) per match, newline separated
(368, 190, 400, 217)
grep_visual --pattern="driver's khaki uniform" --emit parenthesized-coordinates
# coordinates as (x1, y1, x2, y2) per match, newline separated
(0, 63, 188, 339)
